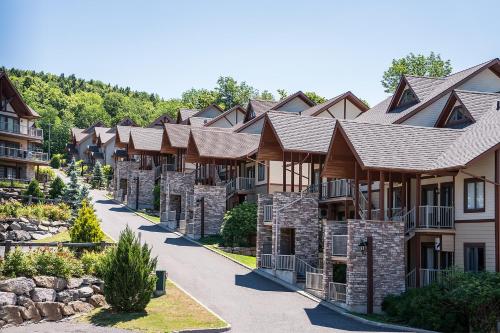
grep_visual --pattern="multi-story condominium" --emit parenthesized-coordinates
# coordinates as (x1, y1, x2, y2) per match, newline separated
(0, 72, 48, 180)
(255, 58, 500, 314)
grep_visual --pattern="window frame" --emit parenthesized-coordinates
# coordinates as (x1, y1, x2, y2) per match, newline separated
(463, 178, 486, 213)
(463, 242, 485, 272)
(257, 161, 265, 182)
(445, 105, 473, 129)
(397, 88, 417, 108)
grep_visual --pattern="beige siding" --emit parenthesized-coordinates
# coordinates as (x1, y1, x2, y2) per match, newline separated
(455, 222, 496, 272)
(197, 105, 221, 118)
(276, 97, 310, 113)
(459, 68, 500, 93)
(269, 160, 311, 188)
(239, 117, 264, 134)
(403, 93, 450, 127)
(455, 152, 495, 221)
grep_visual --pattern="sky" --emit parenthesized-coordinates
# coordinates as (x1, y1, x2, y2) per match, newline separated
(1, 0, 499, 106)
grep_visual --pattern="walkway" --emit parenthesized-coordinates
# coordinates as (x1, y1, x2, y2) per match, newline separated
(91, 189, 404, 333)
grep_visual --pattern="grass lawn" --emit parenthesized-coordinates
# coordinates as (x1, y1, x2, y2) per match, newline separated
(136, 211, 160, 224)
(32, 230, 115, 243)
(79, 281, 227, 333)
(206, 245, 256, 268)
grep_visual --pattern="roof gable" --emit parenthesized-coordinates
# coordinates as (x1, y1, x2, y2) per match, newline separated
(300, 91, 369, 117)
(204, 105, 246, 127)
(128, 127, 163, 152)
(0, 72, 39, 119)
(271, 91, 316, 113)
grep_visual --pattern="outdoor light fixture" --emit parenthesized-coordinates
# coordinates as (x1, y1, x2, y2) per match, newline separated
(358, 240, 368, 255)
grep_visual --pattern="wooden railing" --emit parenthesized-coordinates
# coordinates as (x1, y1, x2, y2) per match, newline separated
(0, 147, 48, 162)
(328, 282, 347, 303)
(263, 205, 273, 224)
(404, 208, 416, 233)
(332, 234, 348, 257)
(406, 269, 416, 289)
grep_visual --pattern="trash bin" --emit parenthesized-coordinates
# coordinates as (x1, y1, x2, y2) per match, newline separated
(154, 270, 167, 296)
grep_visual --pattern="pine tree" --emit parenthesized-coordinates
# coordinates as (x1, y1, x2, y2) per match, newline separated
(91, 161, 104, 189)
(67, 157, 76, 173)
(64, 169, 81, 204)
(80, 184, 91, 202)
(25, 179, 44, 199)
(100, 226, 157, 312)
(49, 176, 66, 199)
(70, 200, 104, 243)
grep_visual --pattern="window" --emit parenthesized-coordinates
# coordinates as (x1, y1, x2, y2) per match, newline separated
(398, 89, 417, 108)
(464, 178, 485, 212)
(258, 161, 265, 181)
(445, 105, 473, 129)
(464, 243, 485, 272)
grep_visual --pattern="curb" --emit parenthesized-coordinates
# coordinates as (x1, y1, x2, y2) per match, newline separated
(111, 198, 429, 333)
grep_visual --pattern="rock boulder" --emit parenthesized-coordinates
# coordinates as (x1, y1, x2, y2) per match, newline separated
(0, 305, 23, 325)
(0, 292, 17, 306)
(34, 276, 67, 291)
(89, 294, 106, 308)
(30, 288, 56, 302)
(0, 277, 36, 295)
(69, 300, 94, 313)
(35, 302, 63, 321)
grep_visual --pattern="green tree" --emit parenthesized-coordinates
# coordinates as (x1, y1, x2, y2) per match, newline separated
(80, 184, 91, 202)
(304, 91, 326, 104)
(220, 203, 257, 247)
(25, 179, 44, 199)
(50, 154, 61, 169)
(102, 164, 113, 187)
(153, 184, 160, 211)
(259, 90, 275, 101)
(70, 200, 104, 243)
(181, 88, 218, 109)
(99, 226, 157, 312)
(48, 176, 66, 199)
(382, 52, 453, 93)
(64, 169, 81, 203)
(215, 76, 258, 110)
(277, 89, 288, 100)
(91, 161, 104, 189)
(67, 157, 77, 173)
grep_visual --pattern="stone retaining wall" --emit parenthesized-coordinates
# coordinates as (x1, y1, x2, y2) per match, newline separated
(0, 217, 70, 242)
(0, 276, 106, 328)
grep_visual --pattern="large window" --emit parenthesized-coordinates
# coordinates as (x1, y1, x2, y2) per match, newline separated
(398, 89, 417, 108)
(464, 243, 485, 272)
(445, 105, 473, 129)
(258, 161, 265, 181)
(464, 178, 485, 212)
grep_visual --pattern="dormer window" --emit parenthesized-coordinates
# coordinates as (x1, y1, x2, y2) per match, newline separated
(398, 89, 417, 108)
(445, 105, 473, 129)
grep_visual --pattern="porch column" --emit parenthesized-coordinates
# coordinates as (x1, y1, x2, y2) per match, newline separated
(415, 233, 421, 287)
(401, 173, 407, 212)
(290, 152, 295, 193)
(298, 153, 303, 192)
(354, 162, 360, 219)
(367, 170, 372, 220)
(282, 151, 286, 192)
(379, 171, 385, 221)
(310, 155, 315, 188)
(388, 172, 393, 219)
(415, 174, 421, 227)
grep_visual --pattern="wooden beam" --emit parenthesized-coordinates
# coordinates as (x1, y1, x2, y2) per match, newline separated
(367, 170, 372, 220)
(416, 174, 421, 227)
(354, 161, 360, 219)
(282, 151, 286, 192)
(291, 152, 295, 192)
(379, 171, 385, 221)
(298, 153, 302, 192)
(388, 172, 393, 219)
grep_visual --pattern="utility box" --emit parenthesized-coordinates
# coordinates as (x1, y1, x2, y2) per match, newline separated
(154, 270, 167, 297)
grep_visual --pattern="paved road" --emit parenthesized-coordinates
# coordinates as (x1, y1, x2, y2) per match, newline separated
(91, 189, 405, 333)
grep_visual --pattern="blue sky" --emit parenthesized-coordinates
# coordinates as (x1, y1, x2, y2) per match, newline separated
(1, 0, 499, 106)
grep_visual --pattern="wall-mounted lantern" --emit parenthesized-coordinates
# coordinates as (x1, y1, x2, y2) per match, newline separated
(358, 240, 368, 255)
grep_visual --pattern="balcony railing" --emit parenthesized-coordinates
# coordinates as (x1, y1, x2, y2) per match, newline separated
(328, 282, 347, 303)
(418, 206, 454, 228)
(332, 234, 348, 257)
(420, 268, 453, 287)
(276, 254, 295, 271)
(406, 269, 416, 289)
(0, 147, 48, 162)
(320, 179, 352, 200)
(154, 165, 162, 179)
(0, 122, 43, 138)
(260, 254, 273, 269)
(263, 205, 273, 224)
(236, 177, 255, 191)
(305, 272, 323, 291)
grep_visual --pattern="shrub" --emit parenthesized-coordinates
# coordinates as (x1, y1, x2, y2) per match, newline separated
(24, 179, 44, 199)
(70, 200, 104, 243)
(50, 154, 62, 169)
(103, 165, 113, 187)
(382, 271, 500, 333)
(36, 166, 56, 183)
(153, 184, 160, 211)
(100, 226, 157, 312)
(220, 203, 257, 247)
(49, 176, 66, 199)
(0, 202, 71, 221)
(91, 161, 104, 189)
(1, 247, 36, 278)
(32, 247, 83, 278)
(81, 249, 109, 277)
(64, 169, 81, 204)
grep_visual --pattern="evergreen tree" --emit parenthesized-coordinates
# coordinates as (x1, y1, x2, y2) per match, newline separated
(48, 176, 66, 199)
(80, 184, 91, 202)
(25, 179, 44, 199)
(67, 157, 76, 173)
(100, 226, 157, 312)
(50, 154, 61, 169)
(91, 161, 104, 189)
(70, 200, 104, 243)
(64, 169, 81, 204)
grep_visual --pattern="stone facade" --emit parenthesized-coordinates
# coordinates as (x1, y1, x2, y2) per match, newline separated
(25, 165, 36, 180)
(256, 194, 273, 267)
(160, 171, 195, 229)
(126, 168, 156, 210)
(113, 160, 139, 202)
(346, 219, 405, 313)
(322, 220, 348, 300)
(191, 184, 226, 238)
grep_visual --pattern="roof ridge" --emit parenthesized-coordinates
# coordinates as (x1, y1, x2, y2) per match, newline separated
(340, 119, 465, 132)
(445, 58, 498, 78)
(454, 89, 500, 96)
(405, 75, 446, 80)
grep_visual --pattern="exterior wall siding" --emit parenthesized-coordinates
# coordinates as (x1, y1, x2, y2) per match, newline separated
(403, 93, 450, 127)
(459, 68, 500, 93)
(276, 97, 310, 113)
(455, 222, 496, 272)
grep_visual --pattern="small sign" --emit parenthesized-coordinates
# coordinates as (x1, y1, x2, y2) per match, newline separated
(435, 237, 441, 251)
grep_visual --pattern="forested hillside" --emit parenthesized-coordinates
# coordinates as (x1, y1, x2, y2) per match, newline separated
(2, 67, 327, 155)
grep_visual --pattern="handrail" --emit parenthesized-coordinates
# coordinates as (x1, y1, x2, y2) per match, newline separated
(418, 205, 454, 228)
(226, 179, 236, 197)
(0, 121, 43, 138)
(276, 254, 295, 271)
(0, 146, 48, 162)
(328, 282, 347, 303)
(260, 254, 273, 269)
(405, 269, 416, 289)
(236, 177, 255, 191)
(403, 207, 416, 233)
(305, 271, 323, 290)
(295, 257, 323, 276)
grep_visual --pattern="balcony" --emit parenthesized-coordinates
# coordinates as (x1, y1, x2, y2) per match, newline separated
(320, 179, 352, 200)
(0, 147, 48, 163)
(0, 122, 43, 139)
(404, 206, 454, 233)
(236, 177, 255, 191)
(420, 268, 453, 287)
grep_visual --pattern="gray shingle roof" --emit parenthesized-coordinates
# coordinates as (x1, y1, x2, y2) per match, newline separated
(454, 90, 500, 122)
(405, 76, 445, 101)
(116, 126, 134, 144)
(356, 59, 498, 124)
(129, 127, 163, 152)
(178, 109, 200, 122)
(266, 111, 336, 154)
(164, 123, 191, 149)
(249, 99, 278, 117)
(189, 128, 260, 159)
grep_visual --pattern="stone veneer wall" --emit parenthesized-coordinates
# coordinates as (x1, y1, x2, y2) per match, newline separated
(346, 219, 405, 313)
(126, 168, 155, 210)
(113, 161, 139, 202)
(159, 171, 195, 228)
(190, 185, 226, 239)
(271, 192, 319, 264)
(256, 194, 273, 267)
(25, 165, 36, 181)
(322, 221, 348, 299)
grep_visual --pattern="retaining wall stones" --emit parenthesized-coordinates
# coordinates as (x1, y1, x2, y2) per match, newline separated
(191, 185, 226, 239)
(0, 217, 70, 242)
(256, 194, 273, 267)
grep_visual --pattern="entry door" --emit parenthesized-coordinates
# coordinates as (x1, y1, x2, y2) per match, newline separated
(440, 183, 453, 207)
(422, 185, 438, 226)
